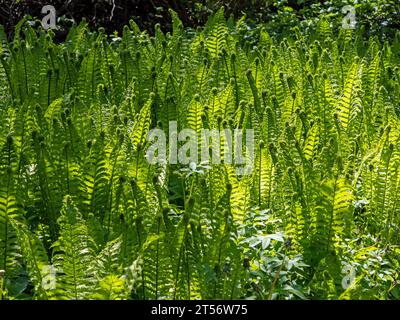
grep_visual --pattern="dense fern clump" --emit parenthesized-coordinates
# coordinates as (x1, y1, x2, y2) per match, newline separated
(0, 10, 399, 300)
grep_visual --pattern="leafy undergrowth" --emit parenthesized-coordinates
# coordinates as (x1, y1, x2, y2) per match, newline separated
(0, 9, 400, 299)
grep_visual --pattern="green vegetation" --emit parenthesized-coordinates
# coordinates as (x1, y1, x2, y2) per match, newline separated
(0, 8, 400, 300)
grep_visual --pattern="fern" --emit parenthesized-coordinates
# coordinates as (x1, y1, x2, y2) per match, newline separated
(0, 11, 399, 301)
(52, 196, 96, 299)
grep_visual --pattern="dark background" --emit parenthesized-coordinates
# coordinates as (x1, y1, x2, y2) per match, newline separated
(0, 0, 399, 38)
